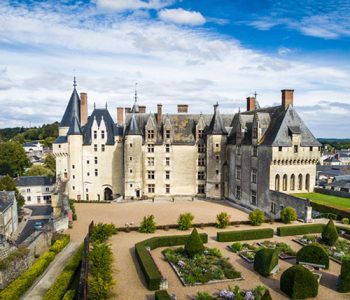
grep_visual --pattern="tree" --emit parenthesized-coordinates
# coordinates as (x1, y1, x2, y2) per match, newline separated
(44, 153, 56, 174)
(280, 207, 297, 224)
(322, 219, 339, 246)
(0, 175, 25, 210)
(0, 141, 31, 176)
(25, 165, 54, 177)
(177, 212, 194, 230)
(249, 209, 265, 226)
(139, 215, 157, 233)
(216, 212, 231, 228)
(184, 228, 204, 258)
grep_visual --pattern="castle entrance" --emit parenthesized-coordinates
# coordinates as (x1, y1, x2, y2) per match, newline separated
(104, 187, 113, 200)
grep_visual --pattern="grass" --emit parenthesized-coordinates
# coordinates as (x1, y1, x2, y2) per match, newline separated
(293, 192, 350, 210)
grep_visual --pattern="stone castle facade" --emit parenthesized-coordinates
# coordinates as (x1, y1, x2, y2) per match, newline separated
(53, 82, 321, 218)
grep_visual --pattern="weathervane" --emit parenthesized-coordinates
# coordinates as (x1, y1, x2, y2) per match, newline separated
(134, 82, 138, 102)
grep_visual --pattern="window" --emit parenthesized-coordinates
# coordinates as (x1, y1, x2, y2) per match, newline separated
(236, 186, 241, 199)
(197, 171, 205, 180)
(148, 184, 155, 193)
(72, 165, 75, 169)
(198, 130, 204, 138)
(294, 145, 298, 153)
(86, 194, 89, 201)
(94, 144, 98, 152)
(216, 143, 219, 148)
(215, 184, 219, 190)
(165, 144, 170, 153)
(236, 166, 241, 180)
(198, 157, 205, 166)
(198, 184, 205, 194)
(278, 146, 282, 152)
(165, 184, 170, 194)
(94, 157, 98, 164)
(37, 196, 41, 202)
(73, 175, 75, 179)
(129, 143, 133, 148)
(290, 174, 295, 191)
(216, 170, 219, 175)
(45, 187, 49, 192)
(165, 130, 171, 139)
(251, 190, 257, 205)
(26, 188, 30, 193)
(275, 174, 280, 191)
(86, 188, 89, 192)
(87, 160, 90, 164)
(130, 184, 133, 188)
(129, 157, 133, 161)
(147, 130, 154, 139)
(87, 172, 90, 176)
(101, 130, 105, 139)
(165, 157, 170, 166)
(95, 169, 98, 176)
(271, 202, 276, 214)
(298, 174, 303, 190)
(147, 144, 154, 153)
(27, 196, 31, 201)
(148, 170, 155, 179)
(198, 144, 205, 153)
(147, 157, 154, 166)
(309, 146, 313, 151)
(251, 169, 257, 184)
(73, 186, 75, 190)
(216, 155, 220, 161)
(101, 144, 105, 152)
(129, 169, 133, 174)
(283, 174, 287, 191)
(94, 130, 97, 139)
(253, 146, 258, 157)
(165, 171, 170, 180)
(236, 145, 241, 155)
(305, 174, 310, 191)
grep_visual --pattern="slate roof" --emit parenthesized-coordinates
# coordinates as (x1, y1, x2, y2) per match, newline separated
(126, 114, 141, 135)
(67, 116, 82, 135)
(323, 157, 341, 163)
(328, 179, 350, 189)
(317, 165, 350, 177)
(60, 88, 81, 128)
(16, 176, 55, 187)
(0, 191, 15, 213)
(53, 136, 67, 144)
(207, 105, 228, 135)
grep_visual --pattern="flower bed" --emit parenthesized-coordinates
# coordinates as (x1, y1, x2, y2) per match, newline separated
(229, 242, 263, 263)
(163, 247, 242, 286)
(294, 235, 350, 263)
(195, 285, 270, 300)
(257, 240, 296, 259)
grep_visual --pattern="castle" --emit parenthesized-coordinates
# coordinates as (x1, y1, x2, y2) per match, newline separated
(53, 80, 321, 218)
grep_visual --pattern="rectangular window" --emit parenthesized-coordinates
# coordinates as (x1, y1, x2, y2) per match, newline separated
(147, 130, 154, 139)
(216, 143, 219, 148)
(197, 171, 205, 180)
(198, 144, 205, 153)
(129, 143, 133, 148)
(27, 196, 31, 201)
(215, 184, 219, 190)
(309, 146, 313, 151)
(251, 190, 257, 205)
(198, 130, 204, 138)
(165, 184, 170, 194)
(165, 157, 170, 166)
(27, 188, 30, 193)
(148, 170, 155, 179)
(148, 184, 155, 193)
(37, 196, 41, 201)
(198, 184, 205, 194)
(251, 169, 257, 184)
(147, 144, 154, 153)
(294, 145, 298, 153)
(72, 165, 75, 169)
(216, 170, 219, 175)
(94, 157, 98, 164)
(147, 157, 154, 166)
(45, 187, 49, 192)
(216, 155, 220, 161)
(94, 130, 97, 139)
(165, 130, 171, 139)
(253, 146, 258, 157)
(87, 160, 90, 164)
(236, 186, 241, 199)
(87, 172, 90, 176)
(95, 169, 98, 176)
(165, 171, 170, 180)
(129, 169, 133, 174)
(271, 202, 276, 214)
(94, 144, 98, 152)
(279, 146, 282, 152)
(129, 157, 133, 161)
(236, 167, 241, 180)
(101, 144, 105, 152)
(101, 130, 105, 139)
(165, 144, 170, 153)
(198, 157, 205, 166)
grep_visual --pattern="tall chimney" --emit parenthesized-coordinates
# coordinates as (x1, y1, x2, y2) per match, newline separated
(80, 92, 88, 126)
(125, 107, 131, 114)
(246, 97, 255, 112)
(281, 89, 294, 110)
(117, 107, 124, 125)
(177, 104, 188, 113)
(157, 104, 162, 124)
(139, 105, 146, 113)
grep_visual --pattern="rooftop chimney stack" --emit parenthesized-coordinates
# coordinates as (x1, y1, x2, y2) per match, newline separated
(177, 104, 188, 113)
(281, 89, 294, 110)
(246, 97, 255, 112)
(125, 107, 131, 114)
(80, 92, 88, 126)
(139, 105, 146, 113)
(117, 107, 124, 126)
(157, 104, 162, 123)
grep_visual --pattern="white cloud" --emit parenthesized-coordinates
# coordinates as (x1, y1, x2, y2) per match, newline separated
(95, 0, 173, 12)
(158, 8, 205, 26)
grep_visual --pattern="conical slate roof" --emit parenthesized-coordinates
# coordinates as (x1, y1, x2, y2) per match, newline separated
(207, 104, 228, 135)
(60, 88, 81, 127)
(125, 113, 141, 135)
(67, 116, 82, 135)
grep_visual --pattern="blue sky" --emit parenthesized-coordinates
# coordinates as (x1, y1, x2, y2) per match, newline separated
(0, 0, 350, 137)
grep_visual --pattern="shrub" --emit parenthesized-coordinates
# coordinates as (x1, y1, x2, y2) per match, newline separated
(44, 245, 83, 300)
(177, 212, 194, 230)
(231, 242, 243, 252)
(216, 212, 231, 228)
(260, 289, 272, 300)
(50, 235, 70, 254)
(342, 218, 349, 225)
(139, 215, 157, 233)
(90, 223, 118, 243)
(280, 207, 297, 224)
(185, 228, 204, 258)
(254, 248, 279, 277)
(276, 224, 325, 237)
(249, 209, 265, 226)
(296, 243, 329, 269)
(62, 290, 76, 300)
(322, 219, 338, 246)
(155, 290, 172, 300)
(69, 199, 77, 220)
(338, 256, 350, 292)
(195, 292, 215, 300)
(280, 265, 318, 299)
(217, 228, 273, 242)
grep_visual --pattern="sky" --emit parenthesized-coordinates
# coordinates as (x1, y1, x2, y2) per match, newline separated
(0, 0, 350, 138)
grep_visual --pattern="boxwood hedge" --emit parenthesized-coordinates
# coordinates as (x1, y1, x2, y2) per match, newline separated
(254, 248, 279, 277)
(217, 228, 273, 242)
(276, 224, 325, 237)
(135, 233, 208, 290)
(155, 290, 172, 300)
(296, 243, 329, 269)
(338, 256, 350, 292)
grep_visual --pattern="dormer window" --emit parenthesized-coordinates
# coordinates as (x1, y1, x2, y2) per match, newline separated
(101, 130, 105, 139)
(294, 145, 298, 153)
(94, 131, 97, 139)
(147, 130, 154, 139)
(165, 130, 171, 139)
(198, 130, 204, 138)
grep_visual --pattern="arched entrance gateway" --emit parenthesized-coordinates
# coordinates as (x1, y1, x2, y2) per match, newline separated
(104, 187, 113, 201)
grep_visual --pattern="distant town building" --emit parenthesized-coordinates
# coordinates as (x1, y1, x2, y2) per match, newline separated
(0, 191, 18, 237)
(16, 176, 55, 205)
(23, 141, 43, 153)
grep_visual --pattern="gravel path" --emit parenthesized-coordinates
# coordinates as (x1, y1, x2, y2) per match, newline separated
(21, 242, 79, 300)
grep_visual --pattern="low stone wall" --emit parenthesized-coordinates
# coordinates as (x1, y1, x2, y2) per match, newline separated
(314, 187, 350, 199)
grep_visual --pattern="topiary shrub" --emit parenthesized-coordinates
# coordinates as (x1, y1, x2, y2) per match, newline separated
(177, 212, 194, 230)
(249, 209, 265, 226)
(216, 212, 231, 228)
(139, 215, 157, 233)
(338, 256, 350, 292)
(322, 219, 339, 246)
(184, 228, 204, 258)
(254, 248, 279, 277)
(280, 207, 297, 224)
(260, 289, 272, 300)
(155, 290, 172, 300)
(280, 265, 318, 299)
(296, 243, 329, 269)
(342, 218, 349, 225)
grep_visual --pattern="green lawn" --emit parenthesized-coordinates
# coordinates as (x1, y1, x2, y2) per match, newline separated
(292, 192, 350, 210)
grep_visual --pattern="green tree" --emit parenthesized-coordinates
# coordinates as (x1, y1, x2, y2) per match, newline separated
(44, 153, 56, 174)
(0, 141, 31, 176)
(184, 228, 204, 258)
(177, 212, 194, 230)
(216, 212, 231, 228)
(0, 175, 25, 210)
(322, 219, 339, 246)
(25, 165, 54, 177)
(139, 215, 157, 233)
(249, 209, 265, 226)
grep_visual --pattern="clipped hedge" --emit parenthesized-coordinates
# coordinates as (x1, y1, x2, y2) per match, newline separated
(49, 234, 70, 254)
(280, 265, 318, 299)
(135, 233, 208, 290)
(254, 248, 279, 277)
(217, 228, 273, 242)
(322, 219, 339, 246)
(296, 243, 329, 269)
(44, 245, 83, 300)
(62, 290, 76, 300)
(338, 256, 350, 293)
(276, 224, 325, 237)
(155, 290, 172, 300)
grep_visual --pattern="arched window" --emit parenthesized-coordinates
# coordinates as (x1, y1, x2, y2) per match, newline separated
(298, 174, 303, 190)
(305, 174, 310, 192)
(275, 175, 280, 191)
(290, 174, 295, 191)
(283, 174, 287, 191)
